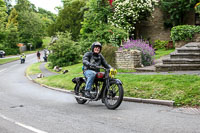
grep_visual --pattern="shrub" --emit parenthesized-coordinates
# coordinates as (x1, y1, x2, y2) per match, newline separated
(101, 45, 118, 68)
(171, 25, 200, 43)
(3, 48, 19, 55)
(120, 39, 155, 66)
(109, 0, 157, 35)
(48, 32, 81, 68)
(154, 40, 169, 49)
(79, 25, 127, 54)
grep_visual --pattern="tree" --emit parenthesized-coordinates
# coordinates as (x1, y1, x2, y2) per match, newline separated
(37, 7, 57, 36)
(14, 0, 46, 49)
(17, 11, 45, 48)
(48, 0, 86, 41)
(15, 0, 36, 12)
(4, 0, 12, 14)
(0, 0, 7, 43)
(79, 0, 127, 51)
(5, 8, 19, 48)
(160, 0, 199, 27)
(48, 31, 81, 67)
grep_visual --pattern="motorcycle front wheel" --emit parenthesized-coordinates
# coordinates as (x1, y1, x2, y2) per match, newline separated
(103, 83, 124, 110)
(74, 81, 87, 104)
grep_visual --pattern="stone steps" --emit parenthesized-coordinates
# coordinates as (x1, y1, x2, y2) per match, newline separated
(155, 42, 200, 71)
(162, 59, 200, 64)
(170, 53, 200, 59)
(185, 42, 200, 48)
(176, 48, 200, 53)
(155, 63, 200, 71)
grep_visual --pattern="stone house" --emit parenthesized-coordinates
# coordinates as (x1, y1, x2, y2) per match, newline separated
(135, 6, 198, 45)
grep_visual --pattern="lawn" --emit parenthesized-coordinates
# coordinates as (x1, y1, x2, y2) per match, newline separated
(154, 48, 175, 59)
(26, 62, 42, 75)
(27, 62, 200, 107)
(0, 57, 19, 64)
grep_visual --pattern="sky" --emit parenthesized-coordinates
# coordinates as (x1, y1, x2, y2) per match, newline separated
(29, 0, 62, 14)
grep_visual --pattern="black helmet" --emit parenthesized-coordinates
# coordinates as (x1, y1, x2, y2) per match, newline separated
(91, 42, 102, 52)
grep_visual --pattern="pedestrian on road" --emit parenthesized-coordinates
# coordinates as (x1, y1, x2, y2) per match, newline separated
(37, 51, 41, 62)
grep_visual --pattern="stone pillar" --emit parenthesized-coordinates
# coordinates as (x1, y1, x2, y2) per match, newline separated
(115, 50, 142, 69)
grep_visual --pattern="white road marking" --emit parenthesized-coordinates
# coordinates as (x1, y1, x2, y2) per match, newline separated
(0, 113, 48, 133)
(0, 64, 19, 73)
(0, 68, 7, 73)
(9, 64, 18, 68)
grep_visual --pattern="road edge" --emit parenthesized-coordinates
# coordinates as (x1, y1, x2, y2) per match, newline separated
(25, 73, 174, 107)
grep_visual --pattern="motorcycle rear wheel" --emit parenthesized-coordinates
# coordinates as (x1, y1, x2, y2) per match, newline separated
(103, 83, 124, 110)
(75, 81, 87, 104)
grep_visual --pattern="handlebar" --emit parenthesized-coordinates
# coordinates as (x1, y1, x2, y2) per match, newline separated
(96, 66, 106, 70)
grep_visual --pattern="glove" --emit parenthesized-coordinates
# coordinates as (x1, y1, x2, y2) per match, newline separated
(90, 64, 96, 68)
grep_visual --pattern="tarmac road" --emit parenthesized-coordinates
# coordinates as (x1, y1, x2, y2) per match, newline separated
(0, 53, 199, 133)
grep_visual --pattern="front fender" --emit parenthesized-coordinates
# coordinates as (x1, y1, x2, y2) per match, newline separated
(109, 78, 123, 85)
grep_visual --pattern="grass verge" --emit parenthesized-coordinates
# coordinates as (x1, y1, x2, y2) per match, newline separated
(0, 57, 19, 64)
(28, 62, 200, 107)
(26, 62, 42, 75)
(155, 48, 175, 59)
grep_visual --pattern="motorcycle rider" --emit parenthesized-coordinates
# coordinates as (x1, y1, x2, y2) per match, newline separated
(20, 53, 26, 64)
(83, 42, 111, 98)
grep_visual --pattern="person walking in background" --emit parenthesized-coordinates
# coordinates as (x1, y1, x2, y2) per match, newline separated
(37, 51, 41, 62)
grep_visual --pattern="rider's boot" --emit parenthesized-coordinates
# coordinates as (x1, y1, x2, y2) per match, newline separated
(84, 90, 91, 98)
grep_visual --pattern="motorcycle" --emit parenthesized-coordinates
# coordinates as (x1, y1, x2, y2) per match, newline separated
(72, 67, 124, 110)
(20, 58, 25, 64)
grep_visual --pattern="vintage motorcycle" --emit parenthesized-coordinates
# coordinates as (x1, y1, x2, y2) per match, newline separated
(72, 67, 124, 110)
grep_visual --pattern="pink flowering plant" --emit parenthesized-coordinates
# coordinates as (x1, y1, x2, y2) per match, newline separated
(120, 39, 155, 66)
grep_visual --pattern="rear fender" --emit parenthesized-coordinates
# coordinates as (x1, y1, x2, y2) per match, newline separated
(72, 77, 86, 93)
(72, 77, 86, 84)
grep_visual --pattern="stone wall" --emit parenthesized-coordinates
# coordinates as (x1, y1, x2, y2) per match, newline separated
(115, 50, 142, 69)
(136, 7, 171, 44)
(136, 7, 195, 44)
(175, 33, 200, 48)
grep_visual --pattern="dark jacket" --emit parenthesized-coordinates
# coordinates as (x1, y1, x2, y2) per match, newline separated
(83, 52, 111, 72)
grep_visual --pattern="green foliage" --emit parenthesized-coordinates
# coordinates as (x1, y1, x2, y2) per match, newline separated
(48, 0, 86, 41)
(101, 45, 118, 68)
(170, 25, 200, 42)
(80, 0, 128, 51)
(37, 8, 57, 36)
(3, 47, 20, 55)
(17, 11, 45, 48)
(154, 48, 175, 59)
(0, 0, 7, 41)
(5, 8, 19, 49)
(154, 40, 169, 49)
(80, 24, 128, 53)
(42, 37, 51, 49)
(14, 0, 52, 49)
(48, 32, 81, 67)
(26, 62, 42, 75)
(160, 0, 199, 27)
(3, 0, 12, 13)
(15, 0, 37, 12)
(0, 57, 19, 64)
(109, 0, 157, 35)
(195, 2, 200, 14)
